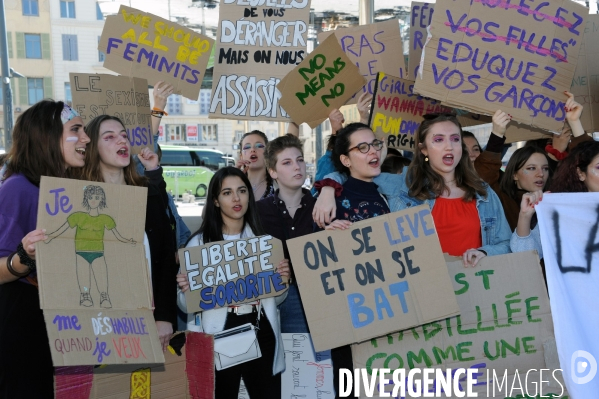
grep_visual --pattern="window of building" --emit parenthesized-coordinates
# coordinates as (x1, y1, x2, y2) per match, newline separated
(24, 34, 41, 59)
(235, 130, 244, 142)
(199, 89, 210, 114)
(27, 78, 44, 105)
(98, 36, 104, 62)
(167, 95, 182, 115)
(60, 0, 75, 18)
(96, 2, 103, 20)
(22, 0, 39, 16)
(200, 125, 218, 142)
(64, 82, 72, 105)
(167, 124, 185, 142)
(62, 34, 78, 61)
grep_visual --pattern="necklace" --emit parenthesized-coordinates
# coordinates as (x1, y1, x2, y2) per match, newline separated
(286, 203, 302, 209)
(252, 179, 266, 191)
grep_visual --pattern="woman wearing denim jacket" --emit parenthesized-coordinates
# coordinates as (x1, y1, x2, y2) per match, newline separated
(314, 113, 511, 265)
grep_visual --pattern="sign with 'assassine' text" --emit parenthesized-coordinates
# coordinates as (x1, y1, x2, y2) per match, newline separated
(99, 6, 214, 100)
(36, 177, 163, 366)
(415, 0, 587, 133)
(69, 73, 152, 154)
(287, 206, 460, 352)
(278, 34, 366, 128)
(209, 0, 311, 121)
(180, 235, 288, 313)
(369, 72, 452, 152)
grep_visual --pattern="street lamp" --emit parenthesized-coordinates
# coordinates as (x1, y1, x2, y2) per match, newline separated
(190, 0, 219, 36)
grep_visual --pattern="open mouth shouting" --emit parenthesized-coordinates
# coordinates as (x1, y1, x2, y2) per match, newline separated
(442, 154, 454, 166)
(117, 147, 129, 158)
(75, 147, 86, 157)
(232, 205, 243, 212)
(249, 154, 259, 162)
(368, 157, 380, 168)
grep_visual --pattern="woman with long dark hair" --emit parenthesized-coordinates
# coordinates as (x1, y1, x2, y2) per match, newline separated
(237, 130, 275, 200)
(177, 166, 289, 399)
(0, 101, 90, 397)
(511, 141, 599, 257)
(76, 115, 178, 351)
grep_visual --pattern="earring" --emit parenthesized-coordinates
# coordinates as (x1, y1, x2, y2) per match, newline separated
(424, 156, 429, 162)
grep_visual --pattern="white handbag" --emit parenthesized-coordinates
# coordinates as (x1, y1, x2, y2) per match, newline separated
(213, 306, 262, 370)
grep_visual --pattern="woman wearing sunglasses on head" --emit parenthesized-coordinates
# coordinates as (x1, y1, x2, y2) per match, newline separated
(237, 131, 275, 200)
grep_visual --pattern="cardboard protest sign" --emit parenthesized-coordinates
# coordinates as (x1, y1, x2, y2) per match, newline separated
(70, 73, 152, 154)
(287, 206, 460, 352)
(179, 235, 288, 313)
(318, 19, 405, 102)
(570, 15, 599, 133)
(88, 333, 215, 399)
(351, 251, 564, 398)
(281, 333, 334, 398)
(98, 6, 214, 100)
(414, 0, 588, 133)
(37, 177, 163, 366)
(369, 72, 453, 152)
(278, 34, 367, 128)
(408, 2, 434, 80)
(209, 0, 310, 121)
(537, 193, 599, 398)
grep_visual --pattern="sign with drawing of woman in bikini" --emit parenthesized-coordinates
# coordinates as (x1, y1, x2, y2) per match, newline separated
(36, 177, 150, 311)
(35, 177, 166, 366)
(45, 185, 136, 308)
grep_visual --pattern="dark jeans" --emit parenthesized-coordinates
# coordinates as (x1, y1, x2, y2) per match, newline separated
(215, 309, 281, 399)
(0, 281, 54, 398)
(279, 283, 310, 333)
(332, 345, 354, 399)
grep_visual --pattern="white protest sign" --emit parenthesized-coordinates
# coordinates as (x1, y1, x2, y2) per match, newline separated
(281, 333, 334, 399)
(537, 193, 599, 398)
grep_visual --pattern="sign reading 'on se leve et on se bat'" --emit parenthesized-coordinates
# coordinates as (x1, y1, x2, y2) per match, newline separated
(277, 34, 366, 128)
(36, 177, 163, 366)
(99, 6, 214, 100)
(179, 235, 288, 313)
(415, 0, 588, 133)
(287, 206, 460, 352)
(69, 73, 152, 154)
(209, 0, 311, 121)
(318, 19, 406, 102)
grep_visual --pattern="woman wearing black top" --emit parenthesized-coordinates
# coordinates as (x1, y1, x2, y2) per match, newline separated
(322, 122, 390, 399)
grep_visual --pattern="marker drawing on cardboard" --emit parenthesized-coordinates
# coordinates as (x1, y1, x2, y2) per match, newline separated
(37, 177, 164, 366)
(180, 235, 288, 313)
(45, 185, 136, 309)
